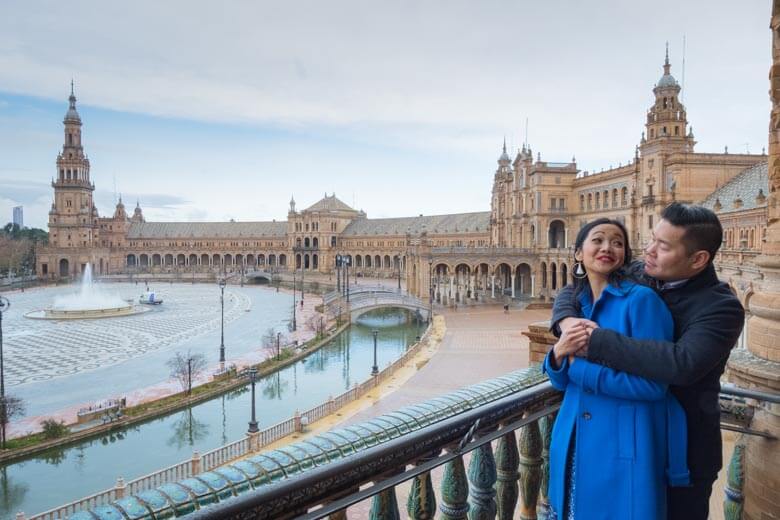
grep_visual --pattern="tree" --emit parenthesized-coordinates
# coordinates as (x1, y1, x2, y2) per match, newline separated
(262, 328, 286, 360)
(0, 395, 25, 448)
(0, 224, 47, 277)
(40, 418, 69, 440)
(167, 351, 207, 396)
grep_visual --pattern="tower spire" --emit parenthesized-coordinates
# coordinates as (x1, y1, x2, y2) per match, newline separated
(664, 42, 671, 75)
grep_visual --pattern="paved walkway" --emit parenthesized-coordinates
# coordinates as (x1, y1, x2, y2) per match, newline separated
(338, 304, 551, 518)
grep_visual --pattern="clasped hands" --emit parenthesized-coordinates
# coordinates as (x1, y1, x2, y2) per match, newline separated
(553, 318, 598, 366)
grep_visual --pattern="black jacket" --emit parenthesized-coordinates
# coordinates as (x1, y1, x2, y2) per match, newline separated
(550, 262, 744, 480)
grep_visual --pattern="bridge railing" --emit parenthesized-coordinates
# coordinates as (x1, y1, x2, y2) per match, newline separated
(323, 284, 397, 306)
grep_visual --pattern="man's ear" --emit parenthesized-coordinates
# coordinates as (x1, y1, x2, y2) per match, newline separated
(690, 250, 710, 271)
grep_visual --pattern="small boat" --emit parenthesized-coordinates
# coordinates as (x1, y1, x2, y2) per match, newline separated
(139, 291, 163, 305)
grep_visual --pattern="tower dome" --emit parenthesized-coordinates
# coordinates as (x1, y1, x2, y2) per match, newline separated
(64, 81, 81, 123)
(655, 45, 680, 90)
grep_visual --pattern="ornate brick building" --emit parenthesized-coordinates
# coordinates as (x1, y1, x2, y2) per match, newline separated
(38, 52, 767, 307)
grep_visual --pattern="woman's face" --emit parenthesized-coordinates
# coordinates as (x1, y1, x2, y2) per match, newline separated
(576, 223, 626, 278)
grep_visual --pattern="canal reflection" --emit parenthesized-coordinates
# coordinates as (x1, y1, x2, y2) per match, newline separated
(0, 308, 423, 520)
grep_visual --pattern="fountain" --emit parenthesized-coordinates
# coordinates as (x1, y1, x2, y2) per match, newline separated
(26, 265, 150, 319)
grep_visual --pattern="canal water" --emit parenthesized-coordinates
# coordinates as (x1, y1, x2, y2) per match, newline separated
(0, 308, 424, 519)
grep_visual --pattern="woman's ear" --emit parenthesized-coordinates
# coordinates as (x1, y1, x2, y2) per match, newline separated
(574, 249, 583, 262)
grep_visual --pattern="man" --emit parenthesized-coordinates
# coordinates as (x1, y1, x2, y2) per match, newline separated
(551, 202, 744, 520)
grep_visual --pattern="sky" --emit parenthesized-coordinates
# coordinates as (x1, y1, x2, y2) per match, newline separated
(0, 0, 771, 229)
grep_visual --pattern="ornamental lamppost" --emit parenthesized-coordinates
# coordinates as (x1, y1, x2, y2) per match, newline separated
(292, 270, 297, 331)
(428, 256, 434, 321)
(336, 254, 342, 293)
(371, 329, 379, 376)
(345, 256, 351, 303)
(276, 332, 281, 361)
(0, 296, 9, 448)
(218, 278, 226, 370)
(397, 258, 402, 291)
(247, 368, 258, 434)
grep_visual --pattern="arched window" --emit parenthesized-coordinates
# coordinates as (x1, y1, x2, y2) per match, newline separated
(674, 126, 680, 136)
(587, 194, 592, 210)
(580, 194, 585, 210)
(621, 187, 628, 206)
(612, 189, 618, 207)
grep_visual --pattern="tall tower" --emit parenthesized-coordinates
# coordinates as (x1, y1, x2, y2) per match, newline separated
(637, 47, 696, 244)
(642, 45, 695, 152)
(48, 83, 98, 249)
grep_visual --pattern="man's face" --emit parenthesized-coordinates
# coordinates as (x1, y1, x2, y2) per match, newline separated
(643, 219, 702, 281)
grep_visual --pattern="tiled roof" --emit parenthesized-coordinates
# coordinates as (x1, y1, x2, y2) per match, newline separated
(127, 221, 288, 239)
(303, 194, 356, 213)
(342, 212, 491, 236)
(700, 162, 768, 213)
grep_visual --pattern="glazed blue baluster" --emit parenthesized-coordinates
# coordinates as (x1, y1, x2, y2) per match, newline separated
(468, 442, 497, 520)
(440, 454, 470, 519)
(369, 487, 400, 520)
(494, 430, 520, 520)
(407, 470, 437, 519)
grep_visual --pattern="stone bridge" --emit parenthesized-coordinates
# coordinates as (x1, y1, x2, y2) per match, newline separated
(325, 286, 430, 323)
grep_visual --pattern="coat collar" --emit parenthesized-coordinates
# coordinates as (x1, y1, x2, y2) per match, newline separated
(577, 279, 635, 307)
(660, 263, 718, 304)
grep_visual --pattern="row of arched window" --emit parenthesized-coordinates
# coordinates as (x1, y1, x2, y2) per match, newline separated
(580, 187, 629, 211)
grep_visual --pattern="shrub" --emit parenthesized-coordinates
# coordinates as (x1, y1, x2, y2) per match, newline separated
(41, 419, 69, 439)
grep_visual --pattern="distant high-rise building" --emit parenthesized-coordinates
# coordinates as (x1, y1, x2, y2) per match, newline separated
(12, 206, 23, 228)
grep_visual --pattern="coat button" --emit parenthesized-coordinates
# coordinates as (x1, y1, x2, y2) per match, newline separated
(582, 412, 592, 420)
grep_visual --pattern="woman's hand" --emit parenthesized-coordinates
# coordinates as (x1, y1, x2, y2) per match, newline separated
(553, 323, 591, 366)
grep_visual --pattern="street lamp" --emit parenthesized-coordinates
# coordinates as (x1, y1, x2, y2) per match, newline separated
(247, 368, 259, 434)
(397, 258, 402, 291)
(336, 254, 342, 293)
(371, 329, 379, 376)
(218, 278, 226, 370)
(292, 270, 297, 331)
(428, 257, 434, 322)
(276, 332, 281, 361)
(0, 296, 9, 448)
(345, 256, 351, 303)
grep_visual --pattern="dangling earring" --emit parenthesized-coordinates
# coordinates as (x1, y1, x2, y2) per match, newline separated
(573, 261, 587, 279)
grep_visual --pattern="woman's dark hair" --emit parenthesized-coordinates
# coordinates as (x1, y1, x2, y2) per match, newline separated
(660, 202, 723, 262)
(572, 218, 632, 298)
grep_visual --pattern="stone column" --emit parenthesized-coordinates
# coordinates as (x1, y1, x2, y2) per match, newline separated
(449, 275, 455, 300)
(565, 227, 569, 248)
(491, 275, 496, 298)
(725, 5, 780, 518)
(530, 274, 536, 297)
(511, 274, 516, 298)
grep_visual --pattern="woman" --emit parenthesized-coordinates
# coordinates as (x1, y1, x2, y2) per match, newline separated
(543, 218, 689, 519)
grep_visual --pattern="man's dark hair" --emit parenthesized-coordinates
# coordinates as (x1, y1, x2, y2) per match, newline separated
(660, 202, 723, 262)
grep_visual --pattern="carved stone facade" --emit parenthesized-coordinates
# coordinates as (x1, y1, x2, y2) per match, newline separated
(38, 53, 767, 308)
(722, 3, 780, 519)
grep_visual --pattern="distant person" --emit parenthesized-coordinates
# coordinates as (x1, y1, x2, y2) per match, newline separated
(552, 203, 744, 519)
(544, 218, 689, 519)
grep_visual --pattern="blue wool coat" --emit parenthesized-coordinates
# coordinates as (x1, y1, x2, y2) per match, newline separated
(543, 281, 689, 519)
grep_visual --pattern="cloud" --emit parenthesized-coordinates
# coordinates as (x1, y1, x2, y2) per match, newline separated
(0, 179, 51, 202)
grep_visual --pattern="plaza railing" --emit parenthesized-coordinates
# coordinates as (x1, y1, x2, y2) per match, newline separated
(24, 321, 434, 520)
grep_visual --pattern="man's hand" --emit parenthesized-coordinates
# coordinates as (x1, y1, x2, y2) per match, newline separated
(558, 317, 598, 334)
(553, 323, 591, 365)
